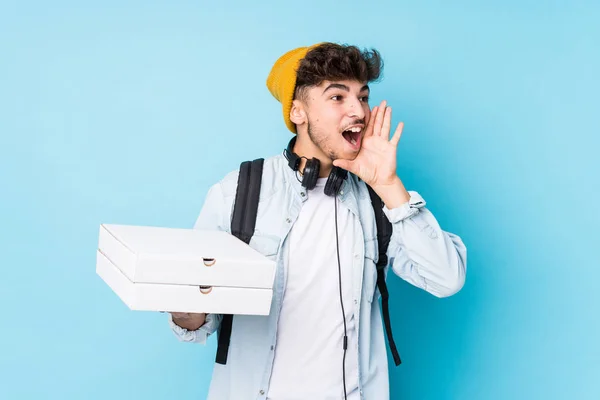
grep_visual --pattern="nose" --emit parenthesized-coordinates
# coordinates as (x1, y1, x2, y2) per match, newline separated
(346, 97, 366, 120)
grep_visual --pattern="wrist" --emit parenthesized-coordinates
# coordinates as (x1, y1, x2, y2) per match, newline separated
(371, 176, 410, 209)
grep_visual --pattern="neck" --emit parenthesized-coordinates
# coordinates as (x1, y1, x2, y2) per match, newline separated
(293, 134, 333, 178)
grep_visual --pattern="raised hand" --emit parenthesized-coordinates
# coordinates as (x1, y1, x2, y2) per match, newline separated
(333, 100, 410, 208)
(333, 100, 404, 188)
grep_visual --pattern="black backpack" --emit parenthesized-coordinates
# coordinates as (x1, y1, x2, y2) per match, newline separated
(215, 158, 402, 367)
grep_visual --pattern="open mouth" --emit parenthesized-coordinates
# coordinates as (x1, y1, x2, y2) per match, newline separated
(342, 126, 363, 146)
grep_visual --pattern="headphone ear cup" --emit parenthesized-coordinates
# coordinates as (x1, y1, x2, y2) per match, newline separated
(302, 158, 320, 190)
(324, 166, 348, 197)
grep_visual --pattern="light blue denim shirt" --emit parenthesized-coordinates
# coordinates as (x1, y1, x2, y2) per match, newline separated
(168, 153, 467, 400)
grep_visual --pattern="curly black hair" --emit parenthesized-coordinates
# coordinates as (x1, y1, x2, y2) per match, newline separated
(294, 42, 383, 101)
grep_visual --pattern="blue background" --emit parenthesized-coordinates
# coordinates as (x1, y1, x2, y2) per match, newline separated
(1, 1, 598, 399)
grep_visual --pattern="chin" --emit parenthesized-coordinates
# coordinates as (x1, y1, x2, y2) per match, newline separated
(346, 151, 360, 160)
(334, 149, 359, 164)
(345, 144, 362, 158)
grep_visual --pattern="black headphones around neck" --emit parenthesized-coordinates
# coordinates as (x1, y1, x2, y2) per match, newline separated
(283, 136, 348, 197)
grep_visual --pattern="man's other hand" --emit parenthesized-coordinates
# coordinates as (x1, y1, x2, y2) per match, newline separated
(170, 312, 207, 331)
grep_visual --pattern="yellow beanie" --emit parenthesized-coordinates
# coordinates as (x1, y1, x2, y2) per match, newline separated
(266, 43, 322, 133)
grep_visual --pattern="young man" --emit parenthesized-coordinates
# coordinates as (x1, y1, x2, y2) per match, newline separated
(168, 43, 467, 400)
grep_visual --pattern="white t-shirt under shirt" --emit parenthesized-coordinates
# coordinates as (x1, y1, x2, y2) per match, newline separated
(267, 177, 360, 400)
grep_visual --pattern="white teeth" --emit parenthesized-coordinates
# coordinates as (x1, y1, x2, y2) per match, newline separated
(343, 126, 363, 134)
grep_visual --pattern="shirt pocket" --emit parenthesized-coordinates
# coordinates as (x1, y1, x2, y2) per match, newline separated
(249, 232, 281, 261)
(363, 237, 379, 304)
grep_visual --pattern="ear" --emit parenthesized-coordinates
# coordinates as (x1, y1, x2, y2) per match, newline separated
(289, 99, 307, 126)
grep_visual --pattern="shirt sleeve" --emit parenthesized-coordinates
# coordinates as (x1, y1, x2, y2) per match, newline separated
(384, 190, 467, 298)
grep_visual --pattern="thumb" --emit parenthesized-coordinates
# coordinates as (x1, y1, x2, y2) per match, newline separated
(333, 158, 354, 172)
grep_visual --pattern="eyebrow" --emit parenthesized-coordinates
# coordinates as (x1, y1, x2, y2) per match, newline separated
(322, 83, 370, 95)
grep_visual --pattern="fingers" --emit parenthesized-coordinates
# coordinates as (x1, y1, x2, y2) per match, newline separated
(370, 100, 401, 142)
(332, 159, 355, 174)
(170, 312, 199, 319)
(390, 121, 404, 146)
(332, 159, 349, 170)
(373, 100, 386, 136)
(381, 107, 392, 138)
(364, 106, 378, 137)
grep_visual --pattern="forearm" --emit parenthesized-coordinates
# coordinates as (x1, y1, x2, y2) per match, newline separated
(371, 176, 410, 209)
(385, 191, 467, 297)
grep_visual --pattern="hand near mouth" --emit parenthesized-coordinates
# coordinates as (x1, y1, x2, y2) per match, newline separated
(334, 100, 403, 185)
(333, 100, 411, 208)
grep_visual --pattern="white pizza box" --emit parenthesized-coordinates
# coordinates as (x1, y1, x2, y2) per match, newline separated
(97, 224, 277, 288)
(96, 224, 277, 315)
(96, 251, 274, 315)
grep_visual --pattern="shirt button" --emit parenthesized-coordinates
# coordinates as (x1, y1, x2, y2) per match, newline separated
(300, 192, 306, 197)
(260, 390, 265, 395)
(286, 218, 291, 223)
(340, 190, 344, 195)
(270, 345, 274, 350)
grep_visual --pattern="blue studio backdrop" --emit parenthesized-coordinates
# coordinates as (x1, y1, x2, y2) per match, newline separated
(1, 1, 598, 399)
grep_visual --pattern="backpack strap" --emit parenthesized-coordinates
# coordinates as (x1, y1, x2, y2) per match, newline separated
(367, 185, 402, 366)
(215, 158, 264, 365)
